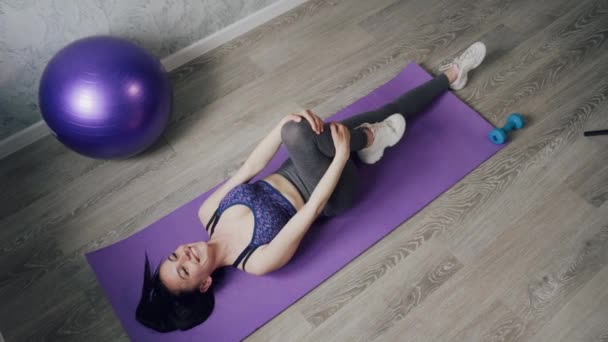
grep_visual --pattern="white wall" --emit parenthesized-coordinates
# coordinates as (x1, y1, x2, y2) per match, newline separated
(0, 0, 280, 140)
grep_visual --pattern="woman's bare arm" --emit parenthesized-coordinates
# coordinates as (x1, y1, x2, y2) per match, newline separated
(243, 122, 284, 175)
(244, 110, 324, 175)
(200, 111, 325, 224)
(246, 155, 349, 275)
(246, 123, 351, 275)
(199, 119, 290, 224)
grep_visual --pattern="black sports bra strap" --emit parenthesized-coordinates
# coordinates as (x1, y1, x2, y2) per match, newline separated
(241, 245, 260, 271)
(207, 208, 220, 237)
(232, 245, 252, 269)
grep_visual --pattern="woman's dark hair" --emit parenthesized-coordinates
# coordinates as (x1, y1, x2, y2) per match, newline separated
(135, 254, 216, 332)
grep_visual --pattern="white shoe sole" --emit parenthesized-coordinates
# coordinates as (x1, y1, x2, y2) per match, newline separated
(451, 42, 487, 90)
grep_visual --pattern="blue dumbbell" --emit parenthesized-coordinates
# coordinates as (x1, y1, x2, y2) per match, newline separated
(489, 113, 525, 144)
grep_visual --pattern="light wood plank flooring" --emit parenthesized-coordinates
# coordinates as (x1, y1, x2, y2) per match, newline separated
(1, 0, 607, 340)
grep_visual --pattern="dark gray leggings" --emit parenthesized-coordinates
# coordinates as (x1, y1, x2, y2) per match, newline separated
(275, 74, 450, 216)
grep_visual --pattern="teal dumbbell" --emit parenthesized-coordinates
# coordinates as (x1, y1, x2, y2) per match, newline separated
(489, 113, 524, 144)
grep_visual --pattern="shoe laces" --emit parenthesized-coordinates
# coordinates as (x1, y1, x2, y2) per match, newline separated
(439, 60, 457, 73)
(439, 44, 480, 72)
(359, 121, 385, 138)
(456, 45, 478, 64)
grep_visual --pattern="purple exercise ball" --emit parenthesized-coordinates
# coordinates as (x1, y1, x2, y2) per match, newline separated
(39, 36, 172, 159)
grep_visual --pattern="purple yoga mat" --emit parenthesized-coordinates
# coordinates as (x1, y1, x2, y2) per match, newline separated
(86, 63, 503, 341)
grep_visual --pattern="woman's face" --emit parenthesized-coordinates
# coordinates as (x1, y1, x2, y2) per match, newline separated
(159, 242, 214, 294)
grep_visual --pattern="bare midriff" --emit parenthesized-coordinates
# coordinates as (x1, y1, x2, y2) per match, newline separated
(262, 173, 306, 211)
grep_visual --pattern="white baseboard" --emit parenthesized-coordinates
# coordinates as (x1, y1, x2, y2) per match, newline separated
(0, 121, 51, 160)
(0, 0, 308, 160)
(161, 0, 309, 71)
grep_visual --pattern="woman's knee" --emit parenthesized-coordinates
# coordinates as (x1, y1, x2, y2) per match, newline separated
(281, 120, 314, 147)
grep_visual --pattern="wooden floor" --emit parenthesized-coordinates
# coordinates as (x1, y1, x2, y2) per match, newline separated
(1, 0, 608, 340)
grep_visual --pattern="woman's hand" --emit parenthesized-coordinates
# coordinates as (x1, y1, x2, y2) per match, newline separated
(281, 109, 325, 135)
(329, 122, 351, 162)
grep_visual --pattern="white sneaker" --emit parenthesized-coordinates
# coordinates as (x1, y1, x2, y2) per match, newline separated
(439, 42, 486, 90)
(356, 113, 406, 164)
